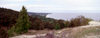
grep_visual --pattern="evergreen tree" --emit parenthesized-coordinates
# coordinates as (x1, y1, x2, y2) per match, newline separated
(15, 6, 31, 33)
(8, 6, 31, 35)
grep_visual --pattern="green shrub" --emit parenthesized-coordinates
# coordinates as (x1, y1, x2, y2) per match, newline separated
(8, 26, 15, 37)
(55, 23, 60, 30)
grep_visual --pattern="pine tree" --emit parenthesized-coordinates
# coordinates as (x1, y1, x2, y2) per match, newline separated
(8, 6, 31, 35)
(15, 6, 31, 34)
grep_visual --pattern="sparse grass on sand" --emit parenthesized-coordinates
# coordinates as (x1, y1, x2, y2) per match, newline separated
(72, 26, 100, 38)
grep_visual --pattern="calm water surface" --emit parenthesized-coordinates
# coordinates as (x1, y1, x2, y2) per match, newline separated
(47, 13, 100, 21)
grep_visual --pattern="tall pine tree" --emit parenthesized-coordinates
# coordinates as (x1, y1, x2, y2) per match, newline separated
(8, 6, 31, 35)
(15, 6, 31, 33)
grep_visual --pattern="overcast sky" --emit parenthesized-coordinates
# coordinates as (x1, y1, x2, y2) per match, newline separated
(0, 0, 100, 13)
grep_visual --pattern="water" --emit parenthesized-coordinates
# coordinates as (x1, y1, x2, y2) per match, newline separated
(46, 13, 100, 21)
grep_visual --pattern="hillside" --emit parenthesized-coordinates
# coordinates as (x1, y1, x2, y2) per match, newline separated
(11, 21, 100, 38)
(0, 7, 93, 38)
(0, 8, 52, 30)
(0, 8, 19, 30)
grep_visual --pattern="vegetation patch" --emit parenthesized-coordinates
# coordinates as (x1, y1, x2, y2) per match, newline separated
(73, 26, 100, 38)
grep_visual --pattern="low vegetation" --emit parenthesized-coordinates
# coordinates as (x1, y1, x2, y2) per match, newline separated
(69, 16, 92, 27)
(0, 27, 8, 38)
(73, 26, 100, 38)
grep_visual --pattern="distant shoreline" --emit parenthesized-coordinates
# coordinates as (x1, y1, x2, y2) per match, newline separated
(46, 13, 100, 21)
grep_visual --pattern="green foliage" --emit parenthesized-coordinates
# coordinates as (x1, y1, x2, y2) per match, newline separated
(8, 26, 15, 36)
(8, 6, 31, 36)
(55, 23, 60, 30)
(15, 6, 30, 33)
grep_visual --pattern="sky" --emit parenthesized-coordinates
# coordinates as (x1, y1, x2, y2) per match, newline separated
(0, 0, 100, 13)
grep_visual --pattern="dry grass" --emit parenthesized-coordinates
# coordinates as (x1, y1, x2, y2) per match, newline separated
(72, 26, 100, 38)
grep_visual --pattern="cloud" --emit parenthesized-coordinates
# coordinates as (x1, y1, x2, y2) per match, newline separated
(0, 0, 100, 12)
(24, 4, 63, 12)
(33, 0, 44, 2)
(3, 0, 28, 2)
(0, 4, 21, 8)
(0, 4, 22, 11)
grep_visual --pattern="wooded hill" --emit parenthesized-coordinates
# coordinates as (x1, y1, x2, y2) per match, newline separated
(0, 7, 92, 38)
(0, 7, 92, 30)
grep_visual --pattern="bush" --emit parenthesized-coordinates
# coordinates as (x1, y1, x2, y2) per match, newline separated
(69, 16, 92, 27)
(57, 20, 65, 28)
(30, 17, 56, 30)
(54, 23, 60, 30)
(30, 17, 45, 30)
(44, 22, 54, 30)
(64, 21, 70, 27)
(8, 26, 14, 37)
(29, 15, 92, 30)
(0, 28, 8, 38)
